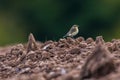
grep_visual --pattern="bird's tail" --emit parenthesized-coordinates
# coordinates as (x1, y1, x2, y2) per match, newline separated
(63, 35, 67, 38)
(63, 35, 66, 38)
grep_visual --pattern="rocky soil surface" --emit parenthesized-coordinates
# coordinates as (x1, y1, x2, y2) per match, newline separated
(0, 33, 120, 80)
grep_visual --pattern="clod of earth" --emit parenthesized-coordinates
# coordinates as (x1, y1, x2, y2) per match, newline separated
(0, 34, 120, 80)
(80, 43, 116, 79)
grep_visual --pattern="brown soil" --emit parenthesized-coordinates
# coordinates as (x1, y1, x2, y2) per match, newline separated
(0, 33, 120, 80)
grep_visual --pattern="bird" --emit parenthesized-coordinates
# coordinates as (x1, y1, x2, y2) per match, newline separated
(63, 25, 79, 38)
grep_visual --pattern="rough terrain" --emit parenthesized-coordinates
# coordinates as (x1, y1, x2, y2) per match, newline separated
(0, 33, 120, 80)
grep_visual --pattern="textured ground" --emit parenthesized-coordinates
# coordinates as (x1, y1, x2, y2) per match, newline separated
(0, 33, 120, 80)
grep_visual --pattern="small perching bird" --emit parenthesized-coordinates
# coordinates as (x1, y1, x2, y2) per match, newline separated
(63, 25, 79, 38)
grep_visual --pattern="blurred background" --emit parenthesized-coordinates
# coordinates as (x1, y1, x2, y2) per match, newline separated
(0, 0, 120, 45)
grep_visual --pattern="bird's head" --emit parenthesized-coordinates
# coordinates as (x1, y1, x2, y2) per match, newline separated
(73, 25, 79, 29)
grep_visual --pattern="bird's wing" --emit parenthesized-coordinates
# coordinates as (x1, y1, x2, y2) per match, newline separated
(63, 27, 74, 37)
(70, 27, 76, 32)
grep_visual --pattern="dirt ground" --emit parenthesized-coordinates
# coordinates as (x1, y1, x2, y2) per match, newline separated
(0, 33, 120, 80)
